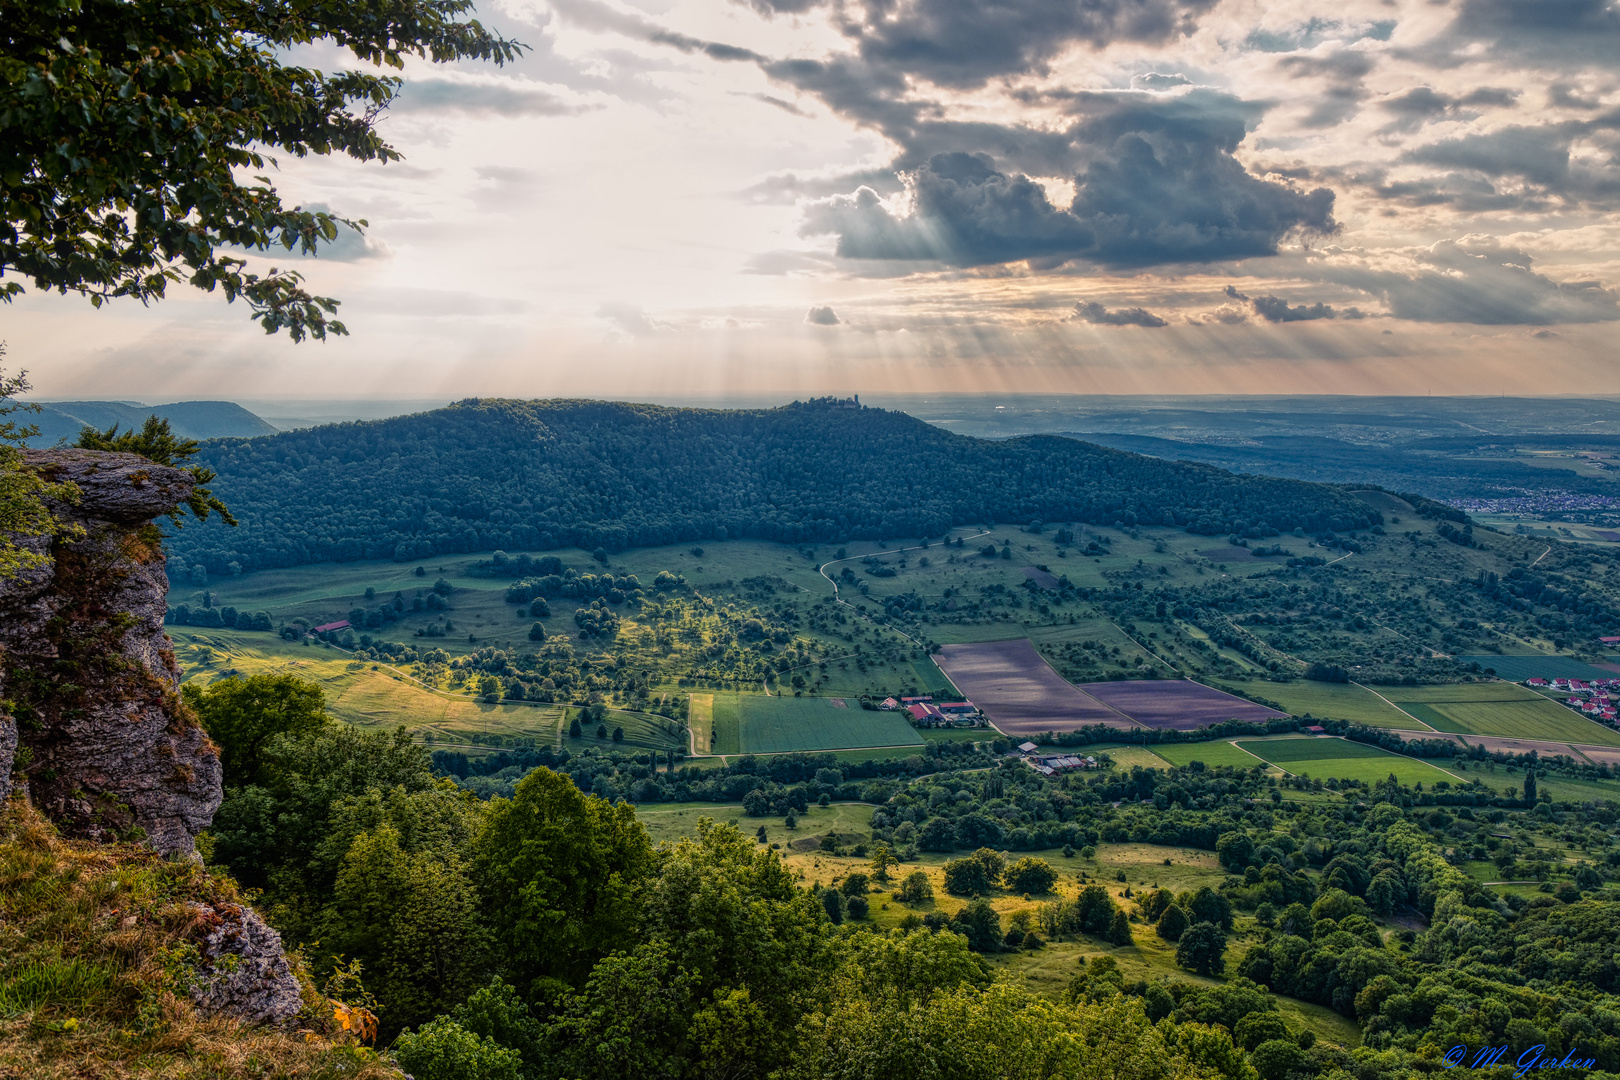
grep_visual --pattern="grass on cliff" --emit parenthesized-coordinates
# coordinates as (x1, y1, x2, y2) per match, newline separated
(0, 798, 400, 1079)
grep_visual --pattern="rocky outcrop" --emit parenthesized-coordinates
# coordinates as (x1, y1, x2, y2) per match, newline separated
(0, 449, 222, 856)
(188, 901, 307, 1026)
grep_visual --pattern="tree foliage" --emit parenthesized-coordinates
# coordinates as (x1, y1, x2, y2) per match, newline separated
(76, 417, 235, 525)
(2, 0, 521, 339)
(184, 672, 330, 788)
(163, 399, 1380, 574)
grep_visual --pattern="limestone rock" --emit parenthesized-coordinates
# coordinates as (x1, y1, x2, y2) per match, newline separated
(188, 902, 306, 1027)
(0, 448, 221, 855)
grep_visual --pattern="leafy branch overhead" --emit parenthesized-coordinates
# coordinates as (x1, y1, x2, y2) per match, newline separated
(76, 416, 237, 527)
(0, 0, 524, 340)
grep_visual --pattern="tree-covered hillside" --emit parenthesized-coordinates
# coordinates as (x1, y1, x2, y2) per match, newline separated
(168, 399, 1378, 573)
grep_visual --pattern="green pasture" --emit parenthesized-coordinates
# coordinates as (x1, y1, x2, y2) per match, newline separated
(1382, 682, 1543, 703)
(634, 801, 876, 848)
(1234, 738, 1391, 763)
(1102, 746, 1174, 770)
(1234, 739, 1457, 785)
(735, 694, 923, 754)
(1396, 697, 1620, 747)
(1152, 741, 1271, 769)
(1212, 679, 1411, 728)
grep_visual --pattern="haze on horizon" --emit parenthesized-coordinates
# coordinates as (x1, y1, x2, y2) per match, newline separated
(12, 0, 1620, 401)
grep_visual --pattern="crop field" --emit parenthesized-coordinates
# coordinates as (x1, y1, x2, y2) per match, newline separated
(1233, 737, 1390, 763)
(1384, 682, 1544, 703)
(1099, 746, 1174, 770)
(1392, 696, 1620, 746)
(734, 694, 923, 755)
(934, 638, 1137, 735)
(1212, 679, 1412, 728)
(1080, 679, 1286, 730)
(1151, 740, 1271, 769)
(1234, 739, 1457, 784)
(1454, 655, 1619, 683)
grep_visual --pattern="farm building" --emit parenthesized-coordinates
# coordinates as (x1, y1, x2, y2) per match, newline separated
(937, 701, 978, 716)
(901, 695, 934, 705)
(878, 697, 900, 710)
(313, 620, 351, 633)
(1017, 741, 1039, 753)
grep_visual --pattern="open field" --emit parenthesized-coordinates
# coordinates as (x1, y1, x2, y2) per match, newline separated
(1454, 655, 1619, 682)
(1151, 741, 1271, 769)
(1233, 737, 1391, 763)
(935, 638, 1137, 735)
(1393, 696, 1620, 746)
(709, 693, 742, 756)
(735, 694, 923, 754)
(1081, 679, 1286, 730)
(1383, 682, 1545, 703)
(1213, 679, 1412, 728)
(1100, 746, 1175, 770)
(1235, 739, 1457, 785)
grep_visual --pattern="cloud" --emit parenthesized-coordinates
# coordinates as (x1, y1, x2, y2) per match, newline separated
(392, 74, 585, 117)
(1277, 50, 1378, 128)
(1434, 0, 1620, 66)
(791, 0, 1221, 91)
(1317, 237, 1620, 325)
(1223, 284, 1361, 322)
(1376, 85, 1519, 134)
(596, 302, 669, 336)
(1187, 302, 1250, 325)
(1132, 72, 1193, 91)
(1072, 301, 1168, 327)
(805, 305, 842, 325)
(799, 92, 1337, 270)
(802, 154, 1094, 266)
(1244, 17, 1394, 54)
(552, 0, 763, 61)
(1398, 119, 1620, 208)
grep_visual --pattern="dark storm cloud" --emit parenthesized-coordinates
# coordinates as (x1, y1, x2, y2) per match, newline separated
(799, 92, 1338, 269)
(1320, 239, 1620, 325)
(801, 153, 1094, 265)
(744, 0, 1218, 89)
(1434, 0, 1620, 66)
(1072, 301, 1168, 327)
(392, 76, 584, 117)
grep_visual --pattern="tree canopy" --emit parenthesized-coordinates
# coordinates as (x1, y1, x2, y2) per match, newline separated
(1, 0, 521, 339)
(165, 399, 1380, 574)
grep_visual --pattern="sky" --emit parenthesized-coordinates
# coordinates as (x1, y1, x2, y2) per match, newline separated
(12, 0, 1620, 401)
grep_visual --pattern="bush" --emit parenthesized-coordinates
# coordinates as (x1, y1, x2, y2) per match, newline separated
(1234, 1012, 1289, 1051)
(1004, 857, 1058, 895)
(950, 898, 1003, 952)
(392, 1018, 523, 1080)
(897, 870, 933, 905)
(1156, 904, 1190, 942)
(1175, 922, 1227, 976)
(1249, 1039, 1308, 1080)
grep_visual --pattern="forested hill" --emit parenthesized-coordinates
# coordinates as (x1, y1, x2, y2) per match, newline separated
(167, 398, 1380, 573)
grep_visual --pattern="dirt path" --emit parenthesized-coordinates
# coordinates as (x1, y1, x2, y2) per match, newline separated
(816, 529, 992, 651)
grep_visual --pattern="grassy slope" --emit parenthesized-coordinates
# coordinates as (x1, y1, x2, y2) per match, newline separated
(0, 802, 396, 1080)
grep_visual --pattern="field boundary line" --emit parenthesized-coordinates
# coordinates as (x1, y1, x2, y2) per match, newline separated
(1106, 621, 1182, 675)
(1224, 739, 1279, 771)
(1352, 681, 1439, 732)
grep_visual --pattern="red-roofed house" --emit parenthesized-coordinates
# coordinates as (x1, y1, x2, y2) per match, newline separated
(313, 620, 350, 633)
(879, 697, 900, 710)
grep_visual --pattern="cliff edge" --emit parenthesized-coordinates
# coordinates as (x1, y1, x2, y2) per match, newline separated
(0, 448, 222, 856)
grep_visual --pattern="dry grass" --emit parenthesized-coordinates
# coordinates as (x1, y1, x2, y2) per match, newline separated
(0, 799, 400, 1079)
